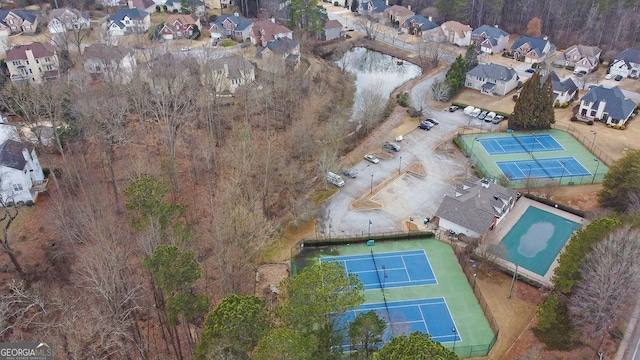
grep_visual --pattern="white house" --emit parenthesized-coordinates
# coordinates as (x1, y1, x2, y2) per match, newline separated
(541, 71, 578, 105)
(465, 63, 519, 96)
(0, 119, 47, 206)
(323, 19, 342, 41)
(434, 177, 518, 240)
(440, 21, 472, 46)
(107, 8, 150, 37)
(578, 85, 636, 126)
(609, 48, 640, 79)
(471, 24, 509, 54)
(556, 45, 601, 74)
(82, 43, 137, 84)
(48, 8, 90, 34)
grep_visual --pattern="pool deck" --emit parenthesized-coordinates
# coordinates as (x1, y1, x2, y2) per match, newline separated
(483, 196, 588, 286)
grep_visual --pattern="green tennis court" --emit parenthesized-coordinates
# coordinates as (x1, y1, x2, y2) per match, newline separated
(293, 239, 496, 357)
(458, 129, 609, 187)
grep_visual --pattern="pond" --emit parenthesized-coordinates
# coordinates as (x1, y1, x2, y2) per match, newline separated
(337, 47, 422, 118)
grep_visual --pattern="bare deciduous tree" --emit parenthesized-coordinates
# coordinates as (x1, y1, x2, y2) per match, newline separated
(353, 82, 385, 135)
(570, 226, 640, 338)
(0, 202, 26, 281)
(430, 80, 451, 101)
(355, 15, 380, 40)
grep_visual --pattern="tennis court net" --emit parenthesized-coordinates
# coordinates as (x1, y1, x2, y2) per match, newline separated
(370, 249, 392, 321)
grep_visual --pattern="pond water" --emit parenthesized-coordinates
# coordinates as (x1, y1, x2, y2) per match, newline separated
(337, 47, 422, 116)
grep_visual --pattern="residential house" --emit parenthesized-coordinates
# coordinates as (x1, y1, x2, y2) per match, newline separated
(83, 43, 137, 84)
(107, 8, 151, 36)
(356, 0, 388, 16)
(434, 177, 518, 239)
(0, 10, 38, 35)
(6, 42, 59, 84)
(471, 24, 509, 54)
(440, 20, 472, 46)
(323, 19, 342, 41)
(210, 13, 253, 42)
(465, 63, 518, 96)
(609, 48, 640, 78)
(207, 55, 255, 95)
(162, 0, 206, 16)
(250, 19, 292, 46)
(541, 71, 578, 105)
(0, 119, 47, 206)
(128, 0, 157, 13)
(510, 35, 556, 63)
(47, 8, 90, 34)
(578, 85, 636, 126)
(401, 15, 437, 36)
(256, 37, 300, 74)
(383, 5, 414, 27)
(160, 14, 200, 40)
(554, 45, 601, 73)
(203, 0, 231, 9)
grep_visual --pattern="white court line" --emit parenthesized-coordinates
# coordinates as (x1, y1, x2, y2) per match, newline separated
(442, 298, 463, 342)
(400, 256, 412, 281)
(418, 305, 431, 335)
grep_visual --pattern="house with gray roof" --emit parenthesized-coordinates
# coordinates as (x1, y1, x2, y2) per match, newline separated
(83, 44, 137, 84)
(555, 45, 601, 74)
(323, 19, 342, 41)
(471, 24, 510, 54)
(48, 8, 90, 34)
(107, 8, 150, 37)
(356, 0, 388, 15)
(401, 15, 437, 36)
(510, 35, 556, 64)
(0, 119, 47, 206)
(0, 10, 38, 35)
(609, 48, 640, 79)
(207, 55, 254, 95)
(210, 13, 253, 42)
(256, 37, 300, 73)
(434, 177, 518, 239)
(578, 85, 636, 126)
(541, 71, 578, 105)
(465, 63, 519, 96)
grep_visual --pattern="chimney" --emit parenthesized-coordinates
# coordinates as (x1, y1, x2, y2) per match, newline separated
(128, 0, 133, 8)
(494, 24, 498, 28)
(270, 17, 275, 23)
(385, 0, 388, 5)
(543, 35, 548, 40)
(407, 4, 411, 10)
(428, 16, 432, 22)
(234, 12, 239, 16)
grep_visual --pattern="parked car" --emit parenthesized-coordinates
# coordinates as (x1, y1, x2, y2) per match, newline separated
(342, 168, 357, 179)
(463, 105, 475, 115)
(485, 112, 496, 122)
(448, 105, 459, 112)
(470, 108, 481, 117)
(425, 117, 439, 125)
(615, 75, 623, 81)
(605, 73, 613, 80)
(326, 172, 345, 187)
(478, 111, 488, 120)
(364, 154, 379, 164)
(181, 46, 191, 52)
(525, 68, 536, 74)
(383, 141, 401, 152)
(492, 115, 505, 124)
(573, 69, 587, 76)
(418, 121, 433, 130)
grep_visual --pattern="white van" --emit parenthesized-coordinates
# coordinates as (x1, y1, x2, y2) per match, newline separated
(327, 172, 345, 187)
(463, 105, 475, 115)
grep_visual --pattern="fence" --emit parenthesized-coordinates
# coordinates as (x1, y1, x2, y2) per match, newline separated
(451, 244, 500, 358)
(552, 123, 616, 167)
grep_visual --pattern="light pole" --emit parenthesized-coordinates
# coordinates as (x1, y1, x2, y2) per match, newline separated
(530, 132, 536, 153)
(592, 159, 600, 184)
(398, 156, 402, 174)
(473, 273, 477, 290)
(368, 220, 372, 238)
(452, 327, 457, 353)
(590, 130, 597, 152)
(370, 174, 373, 194)
(526, 164, 532, 193)
(559, 161, 566, 185)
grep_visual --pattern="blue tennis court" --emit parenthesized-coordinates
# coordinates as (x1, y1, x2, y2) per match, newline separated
(319, 250, 437, 290)
(479, 134, 564, 155)
(496, 156, 591, 180)
(338, 298, 461, 351)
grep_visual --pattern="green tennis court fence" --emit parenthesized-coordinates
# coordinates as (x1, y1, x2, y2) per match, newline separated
(552, 123, 615, 166)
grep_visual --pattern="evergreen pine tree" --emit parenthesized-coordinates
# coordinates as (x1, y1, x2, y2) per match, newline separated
(510, 72, 553, 130)
(464, 45, 479, 71)
(445, 55, 467, 96)
(539, 75, 556, 128)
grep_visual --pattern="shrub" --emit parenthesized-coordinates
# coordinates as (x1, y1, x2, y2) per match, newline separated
(172, 9, 179, 13)
(587, 120, 594, 125)
(25, 200, 34, 206)
(621, 125, 626, 130)
(561, 102, 568, 108)
(395, 92, 410, 107)
(155, 4, 161, 11)
(42, 168, 50, 178)
(406, 107, 422, 118)
(554, 101, 560, 108)
(5, 201, 15, 207)
(570, 116, 578, 122)
(565, 65, 575, 71)
(512, 94, 519, 101)
(614, 124, 621, 129)
(533, 294, 579, 350)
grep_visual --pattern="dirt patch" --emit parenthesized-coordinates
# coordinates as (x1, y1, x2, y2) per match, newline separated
(405, 162, 426, 177)
(351, 197, 383, 210)
(403, 220, 418, 232)
(255, 263, 289, 310)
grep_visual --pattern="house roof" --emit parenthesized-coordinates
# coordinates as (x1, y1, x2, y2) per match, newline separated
(614, 48, 640, 67)
(0, 10, 37, 25)
(435, 177, 518, 235)
(258, 37, 299, 55)
(0, 139, 27, 170)
(83, 43, 130, 61)
(323, 19, 342, 30)
(6, 42, 56, 61)
(467, 63, 516, 81)
(511, 35, 551, 56)
(130, 0, 155, 10)
(109, 8, 149, 22)
(210, 55, 253, 79)
(404, 15, 437, 31)
(582, 85, 636, 120)
(361, 0, 388, 13)
(541, 71, 577, 96)
(214, 14, 252, 31)
(442, 20, 471, 37)
(472, 24, 508, 39)
(252, 19, 291, 42)
(165, 13, 198, 26)
(49, 8, 89, 24)
(563, 44, 601, 66)
(385, 5, 414, 17)
(0, 123, 21, 146)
